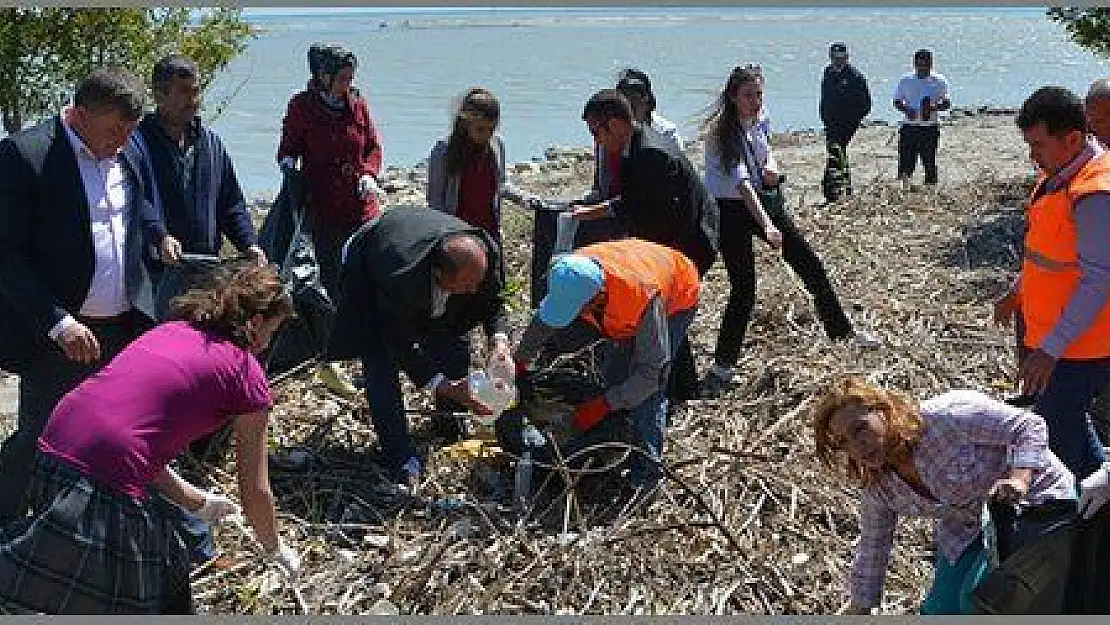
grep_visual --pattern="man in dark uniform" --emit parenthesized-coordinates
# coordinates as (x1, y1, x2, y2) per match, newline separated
(819, 42, 872, 201)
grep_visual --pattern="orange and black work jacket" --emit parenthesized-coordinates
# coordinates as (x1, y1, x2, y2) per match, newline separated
(515, 239, 700, 411)
(1021, 147, 1110, 360)
(576, 239, 700, 340)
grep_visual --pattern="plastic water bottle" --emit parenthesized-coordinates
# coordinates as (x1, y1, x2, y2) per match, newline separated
(467, 371, 516, 425)
(514, 420, 546, 515)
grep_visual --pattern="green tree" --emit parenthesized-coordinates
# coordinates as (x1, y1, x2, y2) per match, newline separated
(1049, 7, 1110, 59)
(0, 8, 252, 133)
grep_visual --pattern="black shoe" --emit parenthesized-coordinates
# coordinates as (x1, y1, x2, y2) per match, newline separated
(1005, 393, 1037, 408)
(700, 370, 733, 399)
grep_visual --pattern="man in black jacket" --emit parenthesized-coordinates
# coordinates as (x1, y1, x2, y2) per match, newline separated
(327, 207, 507, 485)
(572, 89, 719, 403)
(820, 42, 872, 200)
(0, 67, 157, 523)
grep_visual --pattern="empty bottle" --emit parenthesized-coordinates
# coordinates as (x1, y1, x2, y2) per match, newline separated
(468, 371, 516, 425)
(514, 420, 547, 516)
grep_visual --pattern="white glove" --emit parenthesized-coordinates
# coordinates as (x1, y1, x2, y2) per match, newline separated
(358, 174, 388, 202)
(266, 539, 302, 575)
(195, 492, 241, 524)
(279, 156, 297, 173)
(1079, 463, 1110, 519)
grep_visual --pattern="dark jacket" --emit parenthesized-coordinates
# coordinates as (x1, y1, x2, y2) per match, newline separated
(0, 116, 155, 372)
(327, 207, 507, 386)
(131, 113, 257, 265)
(820, 64, 872, 128)
(613, 125, 719, 274)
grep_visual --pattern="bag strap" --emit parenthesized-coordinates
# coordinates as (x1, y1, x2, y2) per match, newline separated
(737, 125, 764, 189)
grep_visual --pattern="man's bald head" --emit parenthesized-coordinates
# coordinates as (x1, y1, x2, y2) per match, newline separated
(1087, 78, 1110, 146)
(433, 233, 488, 294)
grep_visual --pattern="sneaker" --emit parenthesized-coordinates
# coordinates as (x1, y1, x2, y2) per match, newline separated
(400, 456, 423, 493)
(316, 362, 361, 399)
(1004, 393, 1037, 408)
(700, 364, 735, 399)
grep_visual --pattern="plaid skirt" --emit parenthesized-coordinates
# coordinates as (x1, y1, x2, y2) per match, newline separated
(0, 453, 193, 614)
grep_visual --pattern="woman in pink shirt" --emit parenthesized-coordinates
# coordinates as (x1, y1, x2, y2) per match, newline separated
(813, 377, 1075, 615)
(0, 261, 298, 614)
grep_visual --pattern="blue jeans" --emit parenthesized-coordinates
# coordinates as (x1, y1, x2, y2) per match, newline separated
(361, 329, 470, 478)
(1033, 359, 1109, 480)
(601, 309, 696, 487)
(921, 534, 991, 614)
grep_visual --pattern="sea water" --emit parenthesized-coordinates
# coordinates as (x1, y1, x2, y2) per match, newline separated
(193, 7, 1106, 196)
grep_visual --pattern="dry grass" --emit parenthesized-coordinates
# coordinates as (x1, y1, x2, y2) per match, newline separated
(189, 159, 1032, 614)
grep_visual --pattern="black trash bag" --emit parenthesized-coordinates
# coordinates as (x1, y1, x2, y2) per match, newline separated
(257, 171, 335, 378)
(971, 499, 1078, 614)
(153, 253, 223, 321)
(530, 202, 626, 308)
(495, 332, 632, 472)
(1062, 504, 1110, 614)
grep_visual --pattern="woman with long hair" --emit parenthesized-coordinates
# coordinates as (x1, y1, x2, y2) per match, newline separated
(813, 377, 1075, 614)
(278, 43, 384, 398)
(0, 261, 300, 614)
(426, 86, 543, 241)
(701, 65, 876, 395)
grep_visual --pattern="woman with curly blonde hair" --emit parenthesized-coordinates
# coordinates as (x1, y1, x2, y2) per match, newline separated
(813, 376, 1075, 614)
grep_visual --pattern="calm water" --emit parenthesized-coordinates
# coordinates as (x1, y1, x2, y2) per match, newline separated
(198, 6, 1109, 196)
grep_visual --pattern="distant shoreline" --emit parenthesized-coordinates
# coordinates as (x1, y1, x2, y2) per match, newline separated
(243, 106, 1027, 210)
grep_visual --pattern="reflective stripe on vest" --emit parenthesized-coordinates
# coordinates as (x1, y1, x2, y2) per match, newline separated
(577, 239, 700, 340)
(1020, 150, 1110, 359)
(1022, 246, 1079, 272)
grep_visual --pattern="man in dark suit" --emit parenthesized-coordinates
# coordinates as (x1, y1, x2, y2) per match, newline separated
(572, 89, 719, 404)
(0, 67, 157, 523)
(327, 207, 507, 486)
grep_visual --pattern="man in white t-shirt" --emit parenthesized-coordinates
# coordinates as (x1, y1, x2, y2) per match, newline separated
(892, 48, 951, 186)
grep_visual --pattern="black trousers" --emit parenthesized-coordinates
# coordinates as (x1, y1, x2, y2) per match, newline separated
(0, 311, 151, 524)
(309, 216, 363, 355)
(713, 198, 854, 367)
(824, 120, 860, 151)
(897, 125, 940, 184)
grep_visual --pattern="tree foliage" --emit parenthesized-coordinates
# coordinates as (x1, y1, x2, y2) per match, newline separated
(0, 8, 252, 133)
(1049, 7, 1110, 59)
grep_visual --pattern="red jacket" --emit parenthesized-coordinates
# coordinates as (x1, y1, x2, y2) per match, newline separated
(278, 90, 383, 229)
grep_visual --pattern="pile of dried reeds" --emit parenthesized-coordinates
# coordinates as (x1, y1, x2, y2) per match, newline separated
(190, 173, 1031, 614)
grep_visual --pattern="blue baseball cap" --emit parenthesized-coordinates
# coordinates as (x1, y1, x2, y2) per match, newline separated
(537, 255, 604, 328)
